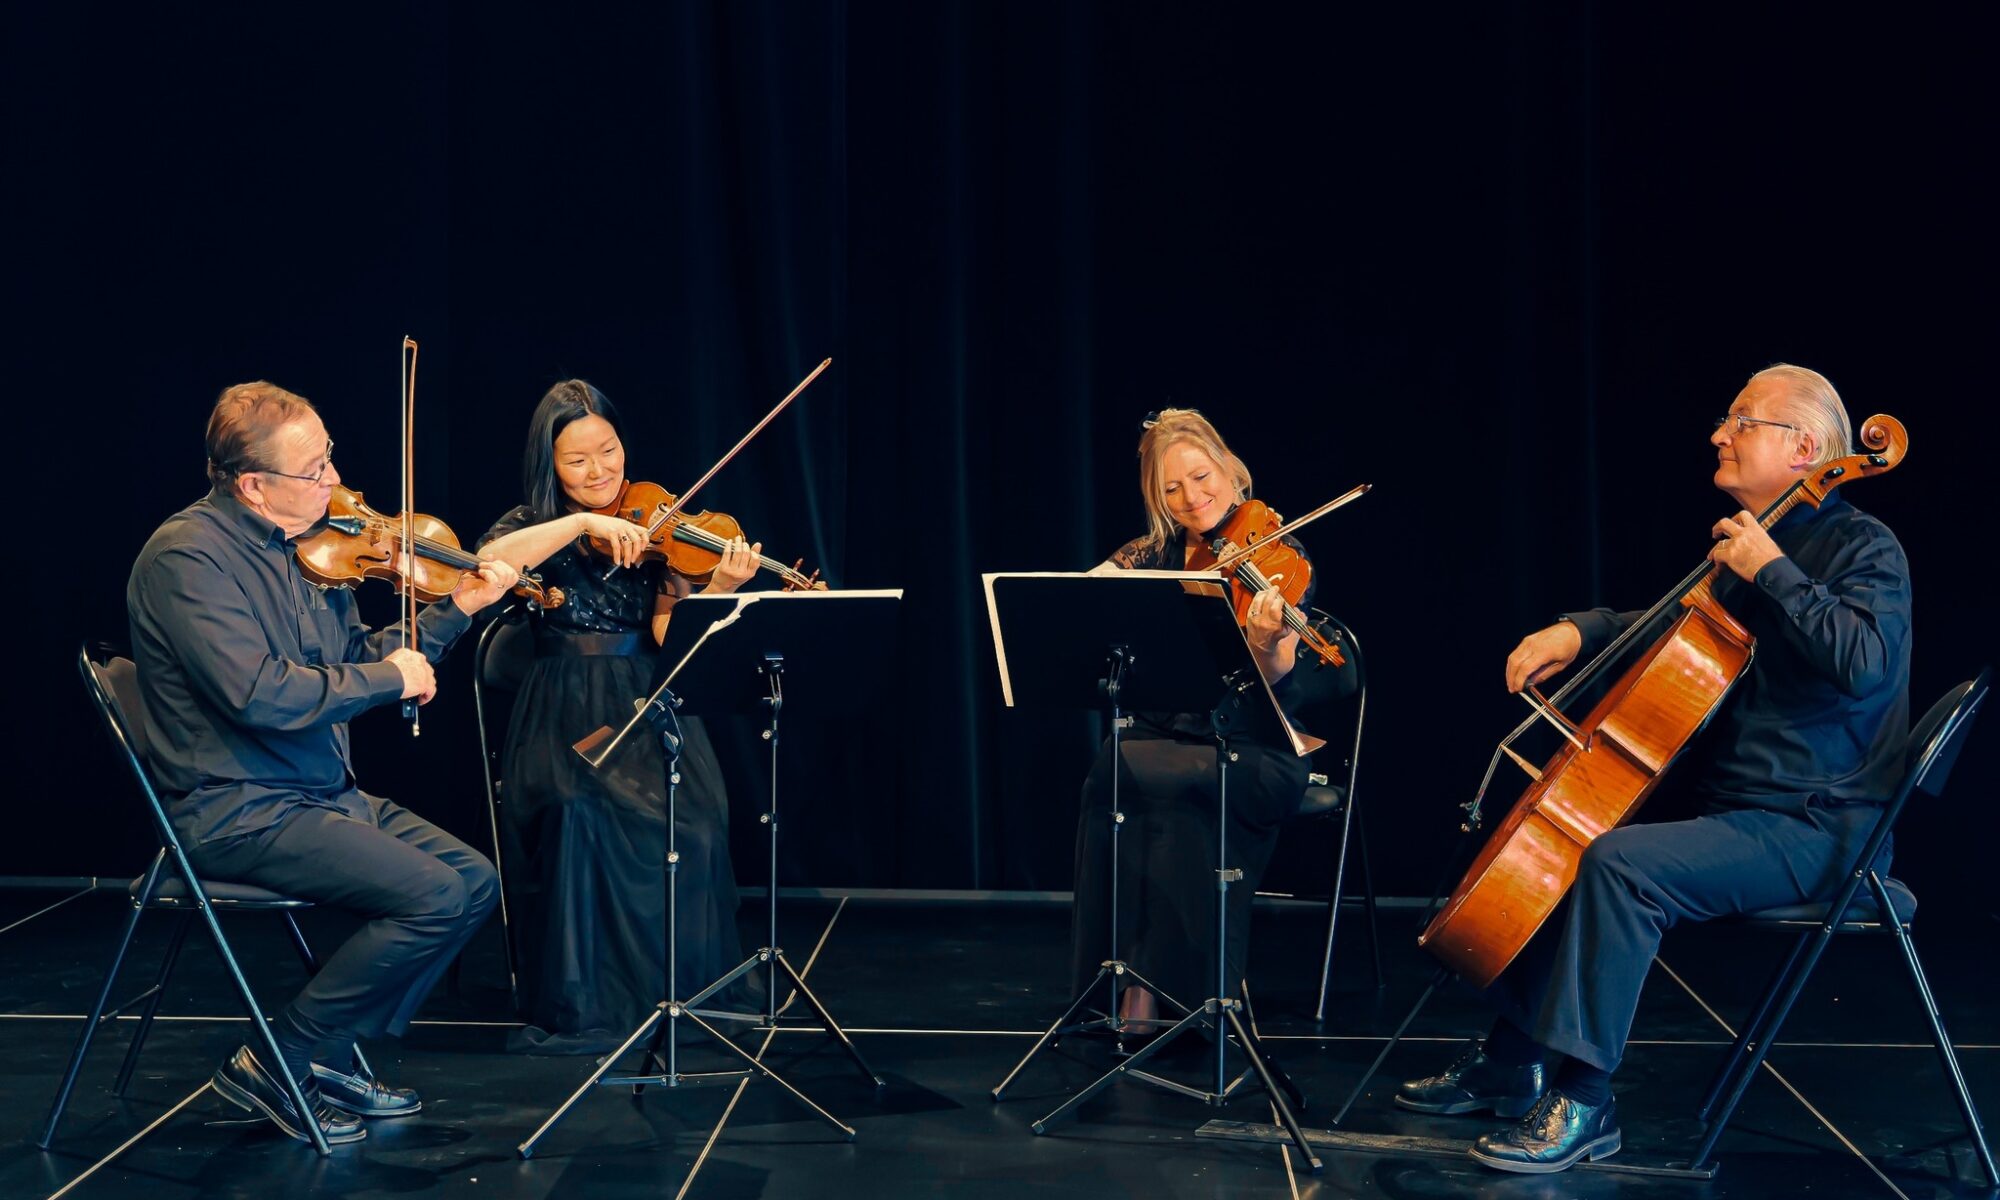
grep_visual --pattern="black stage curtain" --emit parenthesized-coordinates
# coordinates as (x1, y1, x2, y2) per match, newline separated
(11, 4, 1996, 914)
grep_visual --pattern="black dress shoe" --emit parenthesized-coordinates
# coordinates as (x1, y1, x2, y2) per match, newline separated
(211, 1045, 366, 1145)
(1395, 1039, 1545, 1116)
(312, 1062, 422, 1118)
(1468, 1089, 1621, 1174)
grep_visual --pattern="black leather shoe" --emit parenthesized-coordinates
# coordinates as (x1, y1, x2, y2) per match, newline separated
(312, 1062, 423, 1118)
(1469, 1089, 1621, 1174)
(211, 1045, 366, 1145)
(1395, 1039, 1545, 1117)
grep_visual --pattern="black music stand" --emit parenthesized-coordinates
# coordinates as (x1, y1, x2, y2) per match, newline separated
(980, 571, 1323, 1171)
(518, 589, 901, 1158)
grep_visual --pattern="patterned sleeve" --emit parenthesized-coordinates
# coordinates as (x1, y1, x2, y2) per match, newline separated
(1105, 534, 1161, 570)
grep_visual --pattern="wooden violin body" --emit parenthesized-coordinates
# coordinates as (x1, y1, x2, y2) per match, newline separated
(1418, 414, 1907, 988)
(1186, 499, 1345, 667)
(594, 480, 822, 590)
(295, 485, 563, 609)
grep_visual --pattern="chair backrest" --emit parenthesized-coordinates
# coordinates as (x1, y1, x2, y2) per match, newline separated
(77, 646, 182, 858)
(1834, 668, 1990, 900)
(1300, 608, 1366, 782)
(478, 614, 535, 693)
(1907, 670, 1988, 799)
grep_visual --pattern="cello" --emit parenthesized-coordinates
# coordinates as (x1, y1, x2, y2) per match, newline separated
(1419, 414, 1908, 987)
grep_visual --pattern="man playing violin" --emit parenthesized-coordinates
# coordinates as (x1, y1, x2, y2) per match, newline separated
(127, 381, 521, 1146)
(1398, 364, 1912, 1173)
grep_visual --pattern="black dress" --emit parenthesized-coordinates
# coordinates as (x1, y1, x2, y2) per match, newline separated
(1069, 522, 1356, 1011)
(480, 506, 747, 1053)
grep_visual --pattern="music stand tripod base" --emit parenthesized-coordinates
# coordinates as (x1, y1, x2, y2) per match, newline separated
(517, 591, 902, 1159)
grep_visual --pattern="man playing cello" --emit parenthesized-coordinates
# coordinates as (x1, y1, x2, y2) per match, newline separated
(1397, 364, 1912, 1173)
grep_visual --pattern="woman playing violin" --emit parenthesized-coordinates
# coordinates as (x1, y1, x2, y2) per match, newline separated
(477, 379, 760, 1052)
(1074, 408, 1356, 1042)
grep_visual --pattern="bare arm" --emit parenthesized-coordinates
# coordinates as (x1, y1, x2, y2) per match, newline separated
(480, 511, 653, 573)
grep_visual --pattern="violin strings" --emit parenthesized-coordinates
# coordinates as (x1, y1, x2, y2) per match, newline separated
(660, 517, 811, 584)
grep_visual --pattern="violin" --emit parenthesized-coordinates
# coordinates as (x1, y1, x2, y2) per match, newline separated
(590, 480, 823, 591)
(1185, 499, 1345, 668)
(296, 485, 565, 609)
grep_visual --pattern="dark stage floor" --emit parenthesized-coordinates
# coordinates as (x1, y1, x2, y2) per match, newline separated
(1, 884, 1993, 1199)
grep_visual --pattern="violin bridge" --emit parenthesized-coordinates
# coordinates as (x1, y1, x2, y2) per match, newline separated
(1500, 743, 1544, 782)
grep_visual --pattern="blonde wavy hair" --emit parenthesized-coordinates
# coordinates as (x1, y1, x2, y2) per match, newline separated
(1133, 408, 1253, 557)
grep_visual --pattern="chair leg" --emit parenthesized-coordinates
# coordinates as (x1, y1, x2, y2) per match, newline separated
(192, 903, 327, 1155)
(279, 910, 374, 1083)
(1689, 924, 1843, 1172)
(1314, 798, 1359, 1023)
(1353, 796, 1383, 990)
(113, 910, 194, 1096)
(1697, 927, 1811, 1121)
(1877, 879, 1997, 1184)
(38, 882, 153, 1149)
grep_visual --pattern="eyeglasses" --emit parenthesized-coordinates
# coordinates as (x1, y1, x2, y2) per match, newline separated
(258, 440, 336, 485)
(1712, 415, 1798, 436)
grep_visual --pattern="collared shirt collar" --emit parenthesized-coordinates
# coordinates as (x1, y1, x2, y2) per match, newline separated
(1770, 483, 1847, 533)
(206, 485, 293, 551)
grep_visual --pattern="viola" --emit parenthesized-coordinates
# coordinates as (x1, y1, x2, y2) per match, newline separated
(590, 480, 823, 591)
(295, 485, 565, 609)
(1418, 415, 1909, 987)
(1185, 499, 1345, 668)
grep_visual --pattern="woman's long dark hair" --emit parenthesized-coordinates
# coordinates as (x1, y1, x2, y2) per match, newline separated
(522, 379, 624, 522)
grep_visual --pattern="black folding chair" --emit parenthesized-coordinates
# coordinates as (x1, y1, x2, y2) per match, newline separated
(1290, 611, 1382, 1019)
(1689, 668, 1995, 1183)
(39, 646, 357, 1155)
(469, 611, 534, 1013)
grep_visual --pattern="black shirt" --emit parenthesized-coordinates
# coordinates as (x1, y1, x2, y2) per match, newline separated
(1564, 491, 1912, 814)
(127, 488, 472, 843)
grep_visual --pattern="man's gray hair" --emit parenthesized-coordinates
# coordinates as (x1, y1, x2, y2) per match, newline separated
(1751, 363, 1851, 471)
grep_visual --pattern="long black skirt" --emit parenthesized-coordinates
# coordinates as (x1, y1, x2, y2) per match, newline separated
(500, 652, 746, 1053)
(1069, 730, 1306, 1011)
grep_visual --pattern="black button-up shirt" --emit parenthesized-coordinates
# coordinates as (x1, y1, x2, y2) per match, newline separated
(127, 488, 472, 844)
(1565, 490, 1912, 815)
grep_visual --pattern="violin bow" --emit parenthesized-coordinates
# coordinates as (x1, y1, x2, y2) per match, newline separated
(605, 357, 833, 578)
(400, 335, 421, 736)
(1208, 482, 1372, 572)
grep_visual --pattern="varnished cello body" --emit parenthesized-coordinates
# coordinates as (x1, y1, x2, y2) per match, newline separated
(1419, 581, 1752, 987)
(1419, 414, 1908, 989)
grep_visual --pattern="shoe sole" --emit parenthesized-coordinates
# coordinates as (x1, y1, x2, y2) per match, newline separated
(1394, 1093, 1542, 1118)
(1468, 1129, 1621, 1174)
(211, 1070, 367, 1145)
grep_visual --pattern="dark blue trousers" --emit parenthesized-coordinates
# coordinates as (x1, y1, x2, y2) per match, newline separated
(187, 791, 499, 1041)
(1488, 803, 1881, 1073)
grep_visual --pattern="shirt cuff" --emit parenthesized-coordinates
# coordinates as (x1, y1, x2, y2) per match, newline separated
(1559, 609, 1618, 656)
(418, 599, 475, 661)
(1752, 555, 1812, 620)
(357, 660, 408, 704)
